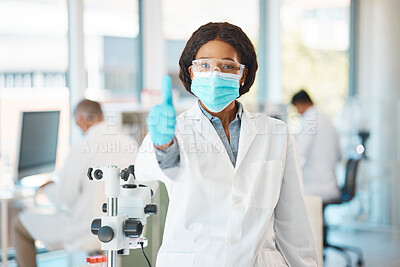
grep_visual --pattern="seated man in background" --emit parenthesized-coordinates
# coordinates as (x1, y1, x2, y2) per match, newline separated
(291, 90, 341, 202)
(12, 99, 139, 267)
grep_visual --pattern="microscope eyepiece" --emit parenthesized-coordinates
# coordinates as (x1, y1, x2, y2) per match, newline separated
(120, 168, 130, 181)
(94, 169, 103, 180)
(87, 168, 94, 180)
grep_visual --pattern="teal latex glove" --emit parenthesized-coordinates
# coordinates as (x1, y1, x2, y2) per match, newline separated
(147, 75, 177, 146)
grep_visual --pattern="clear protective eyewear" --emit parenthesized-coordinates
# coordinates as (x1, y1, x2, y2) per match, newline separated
(191, 58, 246, 77)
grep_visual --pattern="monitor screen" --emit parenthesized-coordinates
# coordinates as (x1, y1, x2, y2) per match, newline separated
(16, 111, 60, 180)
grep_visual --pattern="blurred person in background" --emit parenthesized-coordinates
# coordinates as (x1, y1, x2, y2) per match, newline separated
(12, 99, 139, 267)
(291, 89, 341, 202)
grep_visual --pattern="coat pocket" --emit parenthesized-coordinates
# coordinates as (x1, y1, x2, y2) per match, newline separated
(257, 249, 288, 267)
(156, 252, 196, 267)
(250, 160, 283, 210)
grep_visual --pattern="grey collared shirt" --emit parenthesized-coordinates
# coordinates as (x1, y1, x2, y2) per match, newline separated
(155, 101, 243, 169)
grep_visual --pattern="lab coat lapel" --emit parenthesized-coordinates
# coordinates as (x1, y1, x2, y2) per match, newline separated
(235, 108, 258, 171)
(187, 102, 233, 165)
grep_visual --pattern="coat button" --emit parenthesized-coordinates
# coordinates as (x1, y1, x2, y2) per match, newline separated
(232, 196, 242, 204)
(229, 237, 237, 244)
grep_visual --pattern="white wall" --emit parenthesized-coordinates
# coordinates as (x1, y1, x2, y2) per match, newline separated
(142, 0, 166, 91)
(357, 0, 400, 225)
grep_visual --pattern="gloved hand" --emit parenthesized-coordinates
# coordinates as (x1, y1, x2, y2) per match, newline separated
(147, 75, 176, 146)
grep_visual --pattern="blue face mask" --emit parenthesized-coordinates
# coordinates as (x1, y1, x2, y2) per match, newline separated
(191, 72, 240, 113)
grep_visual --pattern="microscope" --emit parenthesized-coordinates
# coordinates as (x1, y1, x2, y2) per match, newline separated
(87, 165, 157, 267)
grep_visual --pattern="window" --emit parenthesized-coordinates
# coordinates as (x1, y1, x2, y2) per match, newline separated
(0, 0, 70, 174)
(281, 0, 350, 118)
(0, 1, 68, 89)
(84, 0, 140, 101)
(162, 0, 260, 106)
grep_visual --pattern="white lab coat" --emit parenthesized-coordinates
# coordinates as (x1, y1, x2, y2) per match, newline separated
(294, 106, 341, 202)
(20, 122, 139, 251)
(136, 102, 318, 267)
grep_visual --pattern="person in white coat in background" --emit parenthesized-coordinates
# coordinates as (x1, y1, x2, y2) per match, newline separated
(291, 90, 341, 202)
(136, 22, 317, 267)
(12, 99, 139, 267)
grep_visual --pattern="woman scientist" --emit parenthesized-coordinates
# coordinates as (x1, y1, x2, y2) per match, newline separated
(136, 22, 318, 267)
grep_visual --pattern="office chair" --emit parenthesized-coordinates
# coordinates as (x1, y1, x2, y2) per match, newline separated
(323, 158, 364, 267)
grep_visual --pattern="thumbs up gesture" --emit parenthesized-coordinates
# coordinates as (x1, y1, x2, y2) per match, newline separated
(147, 75, 177, 147)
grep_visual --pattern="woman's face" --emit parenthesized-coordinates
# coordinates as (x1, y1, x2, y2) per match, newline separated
(189, 40, 247, 85)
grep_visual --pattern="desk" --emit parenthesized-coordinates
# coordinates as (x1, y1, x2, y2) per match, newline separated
(0, 187, 35, 267)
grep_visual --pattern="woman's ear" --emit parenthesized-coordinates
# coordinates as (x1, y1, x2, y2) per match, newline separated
(240, 68, 248, 87)
(188, 66, 194, 80)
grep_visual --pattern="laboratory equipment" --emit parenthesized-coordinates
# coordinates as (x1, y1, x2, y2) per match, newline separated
(357, 130, 370, 158)
(87, 165, 157, 267)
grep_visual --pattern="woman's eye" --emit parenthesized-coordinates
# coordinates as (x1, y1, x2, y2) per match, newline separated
(222, 64, 235, 70)
(200, 63, 210, 69)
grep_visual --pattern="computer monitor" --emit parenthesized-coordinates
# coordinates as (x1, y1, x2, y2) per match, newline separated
(14, 111, 60, 181)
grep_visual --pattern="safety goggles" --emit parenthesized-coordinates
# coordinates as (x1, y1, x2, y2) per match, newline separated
(191, 58, 246, 77)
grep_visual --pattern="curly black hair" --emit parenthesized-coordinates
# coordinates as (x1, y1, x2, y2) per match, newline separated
(179, 22, 258, 96)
